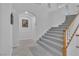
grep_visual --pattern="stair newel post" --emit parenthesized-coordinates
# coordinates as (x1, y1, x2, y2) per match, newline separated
(63, 29, 67, 56)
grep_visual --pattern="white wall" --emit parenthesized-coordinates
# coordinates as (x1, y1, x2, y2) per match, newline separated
(12, 3, 65, 44)
(0, 4, 2, 55)
(38, 7, 65, 39)
(48, 7, 65, 27)
(12, 8, 19, 47)
(0, 4, 12, 55)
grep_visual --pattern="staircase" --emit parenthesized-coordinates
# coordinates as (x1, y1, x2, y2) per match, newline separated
(29, 14, 77, 56)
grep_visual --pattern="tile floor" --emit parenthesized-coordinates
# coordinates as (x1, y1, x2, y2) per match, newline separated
(12, 39, 36, 56)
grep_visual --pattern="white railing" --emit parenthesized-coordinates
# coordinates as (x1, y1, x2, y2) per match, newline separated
(63, 13, 79, 56)
(67, 14, 79, 47)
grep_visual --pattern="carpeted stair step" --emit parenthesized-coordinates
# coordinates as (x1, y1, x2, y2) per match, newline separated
(37, 40, 62, 56)
(30, 44, 53, 56)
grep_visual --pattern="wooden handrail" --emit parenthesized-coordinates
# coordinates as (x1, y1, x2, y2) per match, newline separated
(63, 29, 67, 56)
(63, 14, 78, 56)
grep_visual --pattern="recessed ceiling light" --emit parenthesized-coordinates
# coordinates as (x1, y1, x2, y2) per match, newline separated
(25, 11, 28, 14)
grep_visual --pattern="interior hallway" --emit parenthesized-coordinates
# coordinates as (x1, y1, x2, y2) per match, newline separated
(0, 3, 79, 56)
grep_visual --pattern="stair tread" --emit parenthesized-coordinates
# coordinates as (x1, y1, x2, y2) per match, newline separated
(47, 30, 64, 33)
(44, 33, 64, 39)
(37, 40, 62, 56)
(30, 44, 53, 56)
(50, 29, 65, 31)
(41, 36, 63, 45)
(40, 38, 63, 48)
(46, 32, 64, 36)
(45, 33, 63, 37)
(42, 35, 63, 41)
(51, 27, 65, 30)
(59, 24, 69, 27)
(47, 31, 64, 35)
